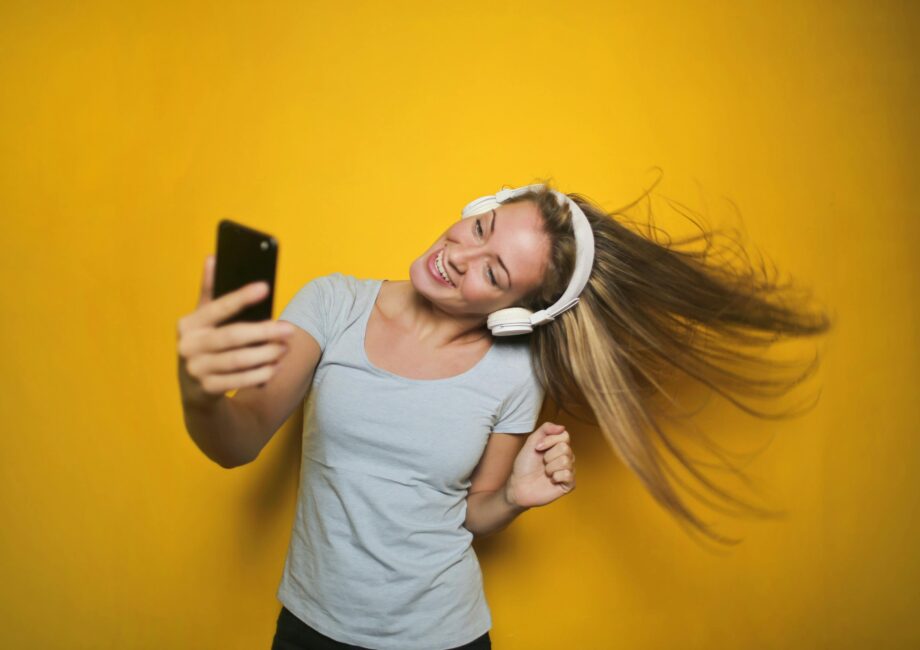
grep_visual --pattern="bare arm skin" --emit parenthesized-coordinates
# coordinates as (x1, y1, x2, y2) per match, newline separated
(464, 433, 529, 537)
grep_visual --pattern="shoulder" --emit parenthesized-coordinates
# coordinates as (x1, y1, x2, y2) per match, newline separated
(310, 271, 369, 291)
(280, 273, 383, 349)
(283, 272, 381, 320)
(485, 336, 542, 399)
(492, 336, 537, 372)
(305, 272, 381, 301)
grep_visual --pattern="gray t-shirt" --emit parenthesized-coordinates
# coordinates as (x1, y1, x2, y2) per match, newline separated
(275, 272, 545, 650)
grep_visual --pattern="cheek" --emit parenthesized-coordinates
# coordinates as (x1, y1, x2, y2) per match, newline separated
(408, 256, 435, 290)
(462, 280, 501, 305)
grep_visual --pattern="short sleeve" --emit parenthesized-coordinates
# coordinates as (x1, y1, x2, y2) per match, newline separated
(492, 369, 545, 434)
(278, 274, 339, 350)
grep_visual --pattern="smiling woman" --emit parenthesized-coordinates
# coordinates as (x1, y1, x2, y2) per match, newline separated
(178, 177, 833, 650)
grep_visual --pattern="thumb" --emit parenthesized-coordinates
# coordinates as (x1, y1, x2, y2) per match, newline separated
(529, 421, 565, 450)
(197, 254, 216, 308)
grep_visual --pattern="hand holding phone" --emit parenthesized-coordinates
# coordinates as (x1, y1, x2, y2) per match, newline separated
(176, 221, 290, 404)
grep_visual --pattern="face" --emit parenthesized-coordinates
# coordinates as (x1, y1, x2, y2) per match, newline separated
(410, 199, 551, 318)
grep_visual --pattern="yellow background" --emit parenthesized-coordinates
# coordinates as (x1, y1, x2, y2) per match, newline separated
(1, 1, 916, 648)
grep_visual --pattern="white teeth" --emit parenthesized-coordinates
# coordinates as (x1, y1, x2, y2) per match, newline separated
(435, 249, 453, 286)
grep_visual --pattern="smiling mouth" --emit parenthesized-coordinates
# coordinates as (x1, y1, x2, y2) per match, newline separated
(429, 248, 455, 287)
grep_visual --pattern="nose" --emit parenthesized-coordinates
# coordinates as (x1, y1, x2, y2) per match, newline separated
(446, 243, 482, 275)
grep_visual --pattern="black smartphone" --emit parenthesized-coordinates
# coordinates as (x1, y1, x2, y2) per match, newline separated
(213, 219, 279, 328)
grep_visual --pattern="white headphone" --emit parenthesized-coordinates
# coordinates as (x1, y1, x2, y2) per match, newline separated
(460, 183, 596, 337)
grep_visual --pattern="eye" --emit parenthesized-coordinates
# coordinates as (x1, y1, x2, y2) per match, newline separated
(475, 219, 499, 288)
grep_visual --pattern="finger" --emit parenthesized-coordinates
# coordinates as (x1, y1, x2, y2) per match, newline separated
(543, 440, 572, 463)
(199, 362, 279, 394)
(552, 469, 575, 485)
(189, 339, 288, 376)
(535, 430, 570, 451)
(544, 454, 573, 474)
(537, 421, 566, 434)
(557, 476, 576, 493)
(189, 319, 295, 355)
(188, 280, 270, 330)
(197, 255, 216, 308)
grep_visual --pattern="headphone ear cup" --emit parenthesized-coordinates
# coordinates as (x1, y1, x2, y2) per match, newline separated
(487, 307, 535, 337)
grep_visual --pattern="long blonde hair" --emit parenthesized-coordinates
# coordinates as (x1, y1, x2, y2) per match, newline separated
(507, 175, 834, 547)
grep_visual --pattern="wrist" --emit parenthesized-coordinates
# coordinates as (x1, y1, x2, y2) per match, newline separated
(503, 480, 528, 513)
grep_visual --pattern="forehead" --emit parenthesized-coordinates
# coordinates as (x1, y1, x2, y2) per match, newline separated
(490, 200, 550, 287)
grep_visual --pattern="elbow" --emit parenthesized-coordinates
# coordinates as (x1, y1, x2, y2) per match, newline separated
(464, 520, 505, 539)
(216, 450, 256, 470)
(463, 520, 482, 538)
(463, 496, 482, 537)
(466, 525, 497, 540)
(463, 510, 481, 538)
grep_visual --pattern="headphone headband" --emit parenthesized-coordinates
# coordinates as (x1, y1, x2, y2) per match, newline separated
(460, 183, 596, 336)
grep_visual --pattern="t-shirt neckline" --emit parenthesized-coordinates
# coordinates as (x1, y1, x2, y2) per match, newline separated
(359, 279, 497, 384)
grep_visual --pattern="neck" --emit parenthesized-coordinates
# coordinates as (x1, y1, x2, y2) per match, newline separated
(387, 280, 492, 349)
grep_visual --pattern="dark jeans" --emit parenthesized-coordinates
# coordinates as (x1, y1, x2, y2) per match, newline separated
(271, 606, 492, 650)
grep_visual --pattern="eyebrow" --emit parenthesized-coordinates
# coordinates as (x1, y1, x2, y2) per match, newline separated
(491, 209, 511, 290)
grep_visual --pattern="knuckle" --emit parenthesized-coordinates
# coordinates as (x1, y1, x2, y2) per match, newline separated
(229, 348, 248, 368)
(185, 358, 200, 377)
(240, 323, 257, 342)
(220, 326, 237, 346)
(225, 350, 242, 367)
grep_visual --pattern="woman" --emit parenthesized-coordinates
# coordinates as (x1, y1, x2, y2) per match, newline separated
(177, 179, 832, 649)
